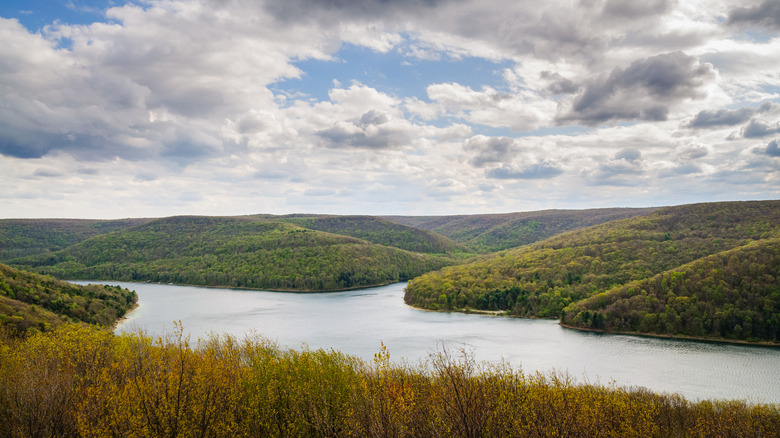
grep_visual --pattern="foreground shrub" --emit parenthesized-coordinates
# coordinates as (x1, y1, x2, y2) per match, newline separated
(0, 324, 777, 437)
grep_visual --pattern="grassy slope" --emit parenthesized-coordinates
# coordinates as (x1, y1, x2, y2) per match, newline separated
(0, 263, 137, 336)
(0, 218, 153, 260)
(384, 207, 656, 252)
(404, 200, 780, 343)
(9, 216, 456, 291)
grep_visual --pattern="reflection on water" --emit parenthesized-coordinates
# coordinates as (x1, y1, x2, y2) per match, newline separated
(75, 281, 780, 404)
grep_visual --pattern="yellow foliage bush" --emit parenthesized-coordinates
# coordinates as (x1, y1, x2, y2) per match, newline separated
(0, 324, 777, 437)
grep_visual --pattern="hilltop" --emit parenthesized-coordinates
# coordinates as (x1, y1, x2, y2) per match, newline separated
(271, 214, 470, 255)
(384, 207, 655, 252)
(403, 200, 780, 344)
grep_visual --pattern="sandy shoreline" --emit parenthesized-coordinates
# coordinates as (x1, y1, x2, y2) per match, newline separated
(112, 302, 140, 331)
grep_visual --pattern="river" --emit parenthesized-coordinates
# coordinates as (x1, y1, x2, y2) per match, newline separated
(74, 281, 780, 404)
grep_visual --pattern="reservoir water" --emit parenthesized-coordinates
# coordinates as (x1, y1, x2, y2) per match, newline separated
(76, 281, 780, 404)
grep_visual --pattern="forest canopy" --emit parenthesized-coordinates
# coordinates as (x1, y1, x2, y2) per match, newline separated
(5, 216, 457, 292)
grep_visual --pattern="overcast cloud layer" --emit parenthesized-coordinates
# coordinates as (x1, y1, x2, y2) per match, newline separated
(1, 0, 778, 218)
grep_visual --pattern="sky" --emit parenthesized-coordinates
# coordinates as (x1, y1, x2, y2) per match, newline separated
(0, 0, 779, 219)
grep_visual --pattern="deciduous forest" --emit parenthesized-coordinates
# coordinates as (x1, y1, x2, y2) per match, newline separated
(0, 263, 136, 336)
(5, 216, 456, 292)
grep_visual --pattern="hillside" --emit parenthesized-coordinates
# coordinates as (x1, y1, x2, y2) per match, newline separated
(0, 218, 153, 260)
(269, 214, 469, 255)
(9, 216, 456, 291)
(0, 263, 136, 336)
(561, 237, 780, 342)
(384, 207, 656, 252)
(403, 200, 780, 343)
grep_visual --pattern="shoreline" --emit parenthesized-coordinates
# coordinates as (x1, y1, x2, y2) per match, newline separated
(71, 279, 402, 294)
(405, 303, 556, 319)
(557, 322, 780, 349)
(101, 280, 779, 348)
(112, 302, 139, 331)
(405, 303, 779, 348)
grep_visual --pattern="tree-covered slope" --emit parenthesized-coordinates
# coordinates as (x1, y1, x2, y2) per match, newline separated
(385, 207, 656, 252)
(10, 216, 455, 291)
(0, 218, 153, 260)
(272, 215, 469, 255)
(561, 237, 780, 342)
(0, 263, 136, 336)
(404, 200, 780, 343)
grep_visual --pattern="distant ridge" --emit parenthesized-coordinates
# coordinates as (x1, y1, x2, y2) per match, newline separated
(384, 207, 656, 252)
(0, 218, 153, 260)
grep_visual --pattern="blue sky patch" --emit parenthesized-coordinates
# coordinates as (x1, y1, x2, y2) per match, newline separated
(273, 42, 513, 103)
(0, 0, 128, 32)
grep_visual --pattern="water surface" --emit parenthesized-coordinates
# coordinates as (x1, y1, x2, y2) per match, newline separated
(76, 281, 780, 404)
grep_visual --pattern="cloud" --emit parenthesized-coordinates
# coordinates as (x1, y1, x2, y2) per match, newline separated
(316, 110, 414, 149)
(32, 168, 64, 178)
(590, 148, 646, 185)
(741, 119, 780, 138)
(465, 135, 515, 167)
(686, 102, 775, 128)
(765, 139, 780, 157)
(600, 0, 672, 19)
(540, 71, 580, 95)
(486, 162, 563, 180)
(2, 0, 780, 218)
(615, 148, 641, 162)
(676, 142, 711, 160)
(657, 142, 712, 178)
(464, 134, 564, 180)
(426, 83, 550, 131)
(0, 1, 337, 163)
(556, 52, 715, 126)
(727, 0, 780, 30)
(263, 0, 446, 22)
(658, 162, 703, 178)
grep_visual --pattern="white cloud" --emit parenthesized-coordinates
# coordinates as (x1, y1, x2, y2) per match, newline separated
(425, 83, 552, 131)
(1, 0, 779, 218)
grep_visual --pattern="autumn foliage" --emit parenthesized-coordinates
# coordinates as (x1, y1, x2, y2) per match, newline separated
(1, 324, 777, 437)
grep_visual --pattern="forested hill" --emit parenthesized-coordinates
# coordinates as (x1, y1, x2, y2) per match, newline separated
(8, 216, 456, 291)
(0, 263, 136, 337)
(561, 237, 780, 342)
(265, 215, 468, 255)
(0, 218, 153, 260)
(384, 207, 656, 252)
(403, 200, 780, 344)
